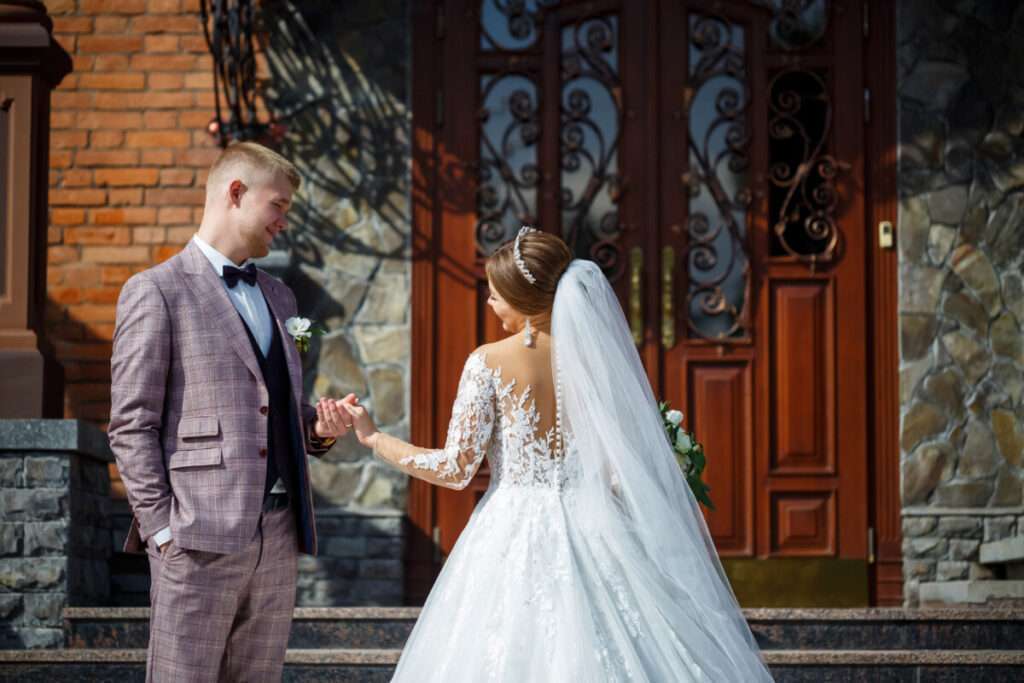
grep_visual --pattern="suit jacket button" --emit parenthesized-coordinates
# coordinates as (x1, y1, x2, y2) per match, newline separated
(259, 448, 268, 458)
(259, 406, 268, 415)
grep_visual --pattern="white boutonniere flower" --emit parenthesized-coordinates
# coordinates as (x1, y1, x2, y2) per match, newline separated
(665, 409, 684, 426)
(285, 316, 324, 353)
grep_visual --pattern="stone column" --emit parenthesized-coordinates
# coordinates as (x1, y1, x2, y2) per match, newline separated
(0, 1, 72, 418)
(0, 420, 112, 648)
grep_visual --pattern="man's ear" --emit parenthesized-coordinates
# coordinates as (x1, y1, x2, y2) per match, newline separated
(228, 179, 247, 207)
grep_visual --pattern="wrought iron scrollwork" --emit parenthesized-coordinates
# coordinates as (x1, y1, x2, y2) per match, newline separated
(768, 68, 848, 267)
(200, 0, 280, 147)
(749, 0, 829, 51)
(476, 75, 541, 255)
(480, 0, 558, 52)
(560, 15, 624, 280)
(684, 14, 752, 341)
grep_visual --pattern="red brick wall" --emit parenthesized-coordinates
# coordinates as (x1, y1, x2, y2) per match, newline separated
(44, 0, 220, 426)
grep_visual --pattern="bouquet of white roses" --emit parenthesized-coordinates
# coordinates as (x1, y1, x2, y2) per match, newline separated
(659, 402, 714, 510)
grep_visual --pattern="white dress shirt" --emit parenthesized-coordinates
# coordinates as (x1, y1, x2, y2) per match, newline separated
(152, 235, 278, 549)
(192, 234, 273, 356)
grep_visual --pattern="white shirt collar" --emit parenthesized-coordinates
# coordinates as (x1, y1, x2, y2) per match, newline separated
(192, 234, 250, 278)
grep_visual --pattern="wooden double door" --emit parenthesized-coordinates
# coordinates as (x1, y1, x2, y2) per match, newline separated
(410, 0, 896, 606)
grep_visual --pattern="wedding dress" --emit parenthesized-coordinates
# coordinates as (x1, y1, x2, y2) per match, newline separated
(380, 260, 773, 682)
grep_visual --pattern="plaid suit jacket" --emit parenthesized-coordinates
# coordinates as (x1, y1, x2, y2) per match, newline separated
(109, 240, 328, 555)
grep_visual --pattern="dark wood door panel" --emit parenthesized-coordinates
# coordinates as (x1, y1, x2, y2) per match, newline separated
(682, 355, 755, 556)
(769, 278, 836, 475)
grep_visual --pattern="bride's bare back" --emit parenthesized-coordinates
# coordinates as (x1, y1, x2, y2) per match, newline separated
(477, 331, 558, 451)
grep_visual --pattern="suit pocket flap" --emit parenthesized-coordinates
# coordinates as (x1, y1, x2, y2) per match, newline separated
(178, 416, 219, 439)
(168, 446, 222, 470)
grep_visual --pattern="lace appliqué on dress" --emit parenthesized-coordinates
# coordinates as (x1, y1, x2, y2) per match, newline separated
(398, 353, 497, 490)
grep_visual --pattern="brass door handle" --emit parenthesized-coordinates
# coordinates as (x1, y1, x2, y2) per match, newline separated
(630, 247, 643, 346)
(661, 246, 675, 349)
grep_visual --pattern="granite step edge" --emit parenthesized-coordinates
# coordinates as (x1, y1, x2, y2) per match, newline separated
(5, 649, 1024, 667)
(63, 606, 1024, 622)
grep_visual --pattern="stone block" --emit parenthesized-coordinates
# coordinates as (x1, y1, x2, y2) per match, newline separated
(366, 536, 402, 559)
(935, 516, 982, 539)
(949, 538, 981, 561)
(360, 515, 403, 536)
(969, 562, 997, 580)
(0, 457, 23, 487)
(934, 480, 993, 507)
(0, 627, 63, 649)
(0, 420, 113, 462)
(322, 536, 366, 559)
(23, 457, 69, 489)
(24, 522, 68, 557)
(358, 559, 402, 580)
(0, 594, 20, 619)
(984, 516, 1016, 542)
(902, 443, 952, 504)
(979, 534, 1024, 564)
(346, 579, 402, 605)
(21, 594, 65, 627)
(0, 523, 23, 556)
(936, 560, 969, 581)
(904, 536, 948, 559)
(919, 579, 1024, 606)
(0, 558, 65, 591)
(902, 559, 935, 581)
(0, 489, 68, 522)
(902, 516, 937, 537)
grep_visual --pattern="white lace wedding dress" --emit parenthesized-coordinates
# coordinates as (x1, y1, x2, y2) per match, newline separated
(380, 260, 771, 682)
(386, 356, 770, 681)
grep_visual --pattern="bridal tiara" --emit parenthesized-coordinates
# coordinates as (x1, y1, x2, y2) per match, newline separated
(513, 225, 538, 284)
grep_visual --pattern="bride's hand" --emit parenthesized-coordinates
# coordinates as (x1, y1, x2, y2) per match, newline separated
(339, 397, 379, 450)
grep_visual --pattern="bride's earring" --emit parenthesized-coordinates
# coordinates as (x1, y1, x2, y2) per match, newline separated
(523, 318, 534, 348)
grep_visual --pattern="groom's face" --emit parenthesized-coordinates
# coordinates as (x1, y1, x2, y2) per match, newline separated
(231, 171, 293, 260)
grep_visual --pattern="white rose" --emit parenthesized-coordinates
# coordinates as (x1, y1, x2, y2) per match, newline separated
(675, 430, 692, 451)
(286, 316, 312, 338)
(665, 409, 684, 426)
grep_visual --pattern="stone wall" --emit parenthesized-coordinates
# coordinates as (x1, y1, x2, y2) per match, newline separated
(898, 0, 1024, 606)
(0, 421, 113, 648)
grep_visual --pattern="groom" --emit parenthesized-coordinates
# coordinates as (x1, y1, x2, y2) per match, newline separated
(109, 142, 352, 682)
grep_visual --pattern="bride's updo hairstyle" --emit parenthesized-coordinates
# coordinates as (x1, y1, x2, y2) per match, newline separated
(486, 228, 572, 315)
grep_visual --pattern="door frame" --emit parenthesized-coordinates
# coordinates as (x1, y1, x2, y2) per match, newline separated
(407, 0, 900, 606)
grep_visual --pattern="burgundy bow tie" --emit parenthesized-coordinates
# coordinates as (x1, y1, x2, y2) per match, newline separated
(222, 263, 257, 288)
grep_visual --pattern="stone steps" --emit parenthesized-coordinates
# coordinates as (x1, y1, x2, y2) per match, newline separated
(63, 607, 1024, 651)
(2, 648, 1023, 682)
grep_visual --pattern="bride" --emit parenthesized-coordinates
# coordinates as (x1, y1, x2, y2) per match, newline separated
(341, 227, 773, 681)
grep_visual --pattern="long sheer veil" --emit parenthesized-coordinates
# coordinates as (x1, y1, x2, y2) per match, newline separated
(553, 259, 773, 680)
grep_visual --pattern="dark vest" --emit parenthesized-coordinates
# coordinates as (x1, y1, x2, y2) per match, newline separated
(238, 309, 299, 501)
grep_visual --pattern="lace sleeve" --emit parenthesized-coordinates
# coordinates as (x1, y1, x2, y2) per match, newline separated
(373, 353, 495, 490)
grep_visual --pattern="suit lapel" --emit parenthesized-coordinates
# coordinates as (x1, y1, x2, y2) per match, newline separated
(258, 271, 304, 407)
(181, 240, 263, 382)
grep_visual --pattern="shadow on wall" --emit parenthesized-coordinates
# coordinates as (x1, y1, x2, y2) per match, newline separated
(897, 0, 1024, 511)
(262, 0, 409, 265)
(255, 0, 413, 513)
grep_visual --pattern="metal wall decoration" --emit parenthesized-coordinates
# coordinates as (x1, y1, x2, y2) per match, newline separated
(560, 15, 624, 280)
(477, 75, 541, 254)
(751, 0, 830, 51)
(768, 68, 847, 266)
(684, 13, 752, 341)
(480, 0, 557, 51)
(200, 0, 279, 147)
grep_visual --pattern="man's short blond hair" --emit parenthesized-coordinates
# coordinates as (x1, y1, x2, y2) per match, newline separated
(207, 141, 301, 192)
